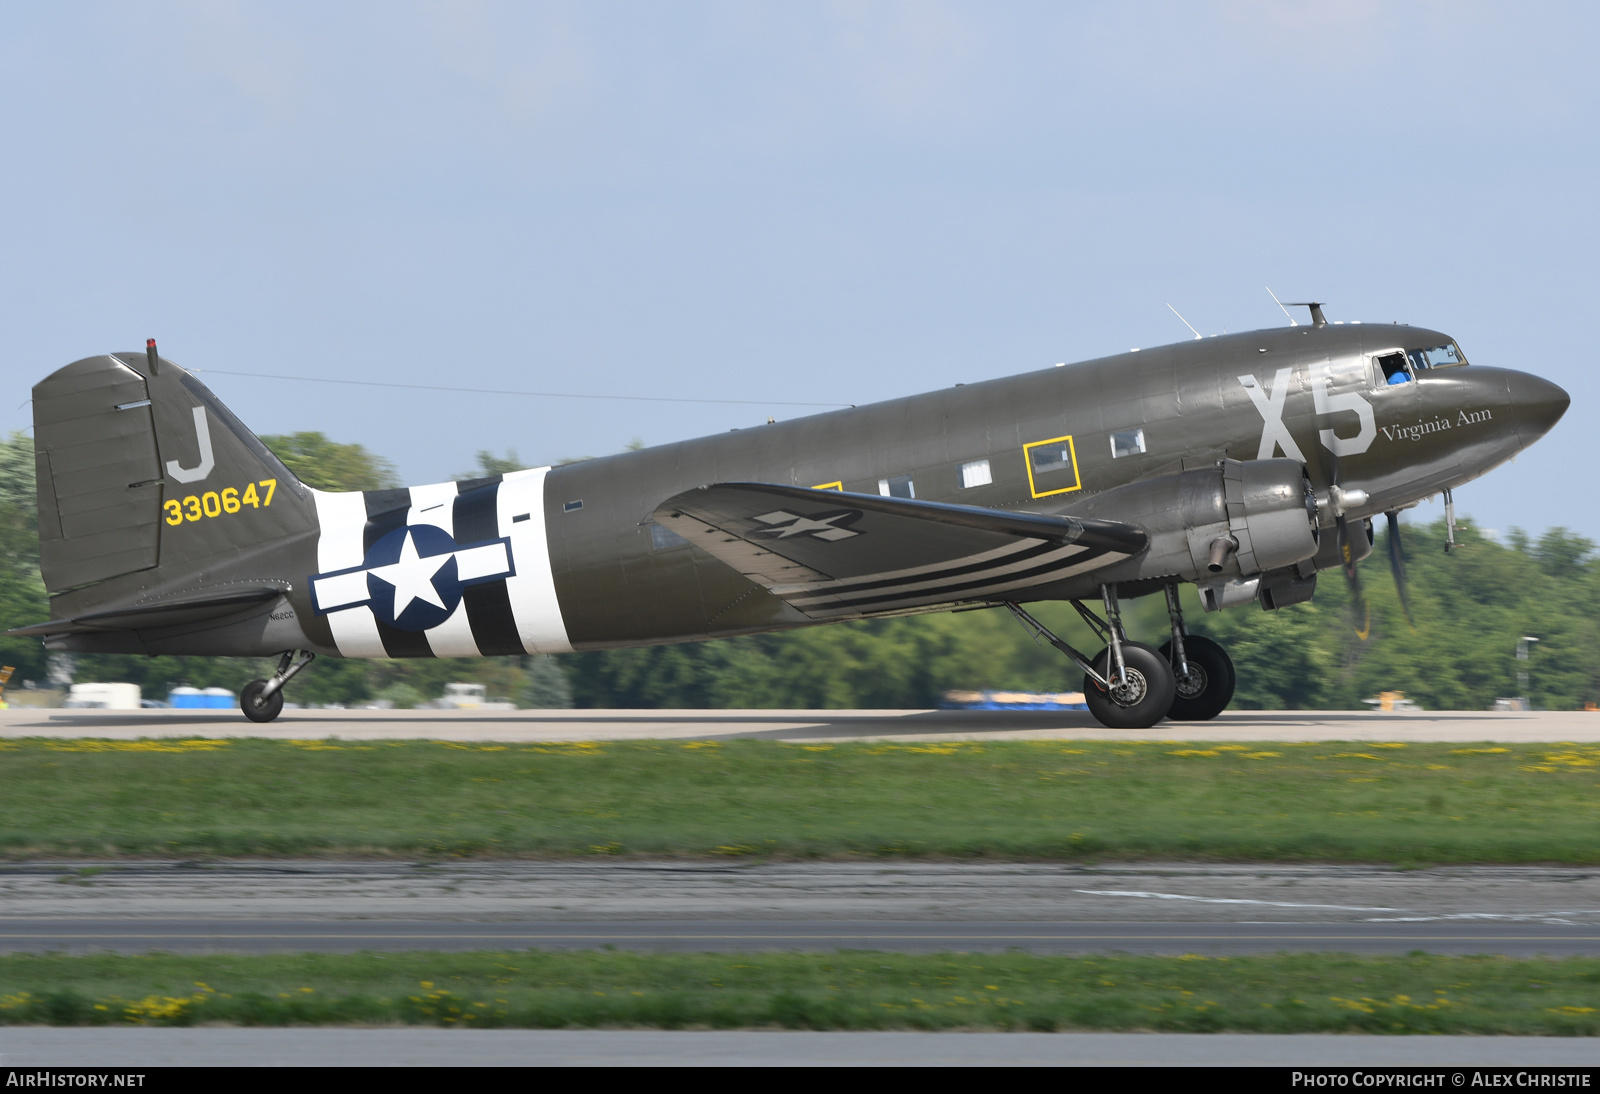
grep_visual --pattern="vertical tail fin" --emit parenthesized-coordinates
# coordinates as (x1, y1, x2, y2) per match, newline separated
(33, 347, 316, 598)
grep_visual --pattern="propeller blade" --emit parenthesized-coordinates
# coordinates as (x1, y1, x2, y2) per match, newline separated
(1324, 449, 1370, 639)
(1337, 513, 1371, 641)
(1386, 510, 1415, 630)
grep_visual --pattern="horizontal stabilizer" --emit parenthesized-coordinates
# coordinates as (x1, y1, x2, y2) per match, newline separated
(653, 483, 1146, 619)
(7, 587, 286, 638)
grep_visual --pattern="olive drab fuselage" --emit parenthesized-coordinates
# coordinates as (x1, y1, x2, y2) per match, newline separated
(19, 320, 1569, 663)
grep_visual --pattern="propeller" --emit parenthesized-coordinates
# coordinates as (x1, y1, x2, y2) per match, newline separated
(1323, 454, 1416, 639)
(1336, 509, 1371, 641)
(1385, 510, 1416, 630)
(1325, 452, 1371, 641)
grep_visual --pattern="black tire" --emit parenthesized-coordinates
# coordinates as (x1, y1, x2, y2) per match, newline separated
(240, 679, 283, 723)
(1083, 641, 1176, 730)
(1158, 635, 1236, 721)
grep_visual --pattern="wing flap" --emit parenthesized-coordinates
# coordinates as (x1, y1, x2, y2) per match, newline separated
(654, 483, 1147, 619)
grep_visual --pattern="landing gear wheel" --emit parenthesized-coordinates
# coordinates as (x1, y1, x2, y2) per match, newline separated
(1158, 635, 1235, 721)
(240, 679, 283, 724)
(1083, 641, 1176, 730)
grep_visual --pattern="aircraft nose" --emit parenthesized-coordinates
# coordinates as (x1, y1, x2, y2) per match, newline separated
(1507, 370, 1570, 444)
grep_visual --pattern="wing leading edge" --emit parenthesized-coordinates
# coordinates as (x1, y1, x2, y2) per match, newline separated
(653, 483, 1148, 620)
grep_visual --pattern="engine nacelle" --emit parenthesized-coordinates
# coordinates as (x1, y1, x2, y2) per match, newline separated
(1061, 458, 1321, 604)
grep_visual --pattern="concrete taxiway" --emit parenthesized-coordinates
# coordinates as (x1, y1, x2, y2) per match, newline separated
(6, 862, 1600, 955)
(2, 706, 1597, 742)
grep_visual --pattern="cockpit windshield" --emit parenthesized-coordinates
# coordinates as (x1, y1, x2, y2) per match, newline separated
(1407, 342, 1468, 371)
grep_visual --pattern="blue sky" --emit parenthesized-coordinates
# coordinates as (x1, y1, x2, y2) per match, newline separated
(1, 1, 1593, 541)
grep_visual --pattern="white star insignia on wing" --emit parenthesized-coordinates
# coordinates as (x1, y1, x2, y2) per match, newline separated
(752, 510, 859, 541)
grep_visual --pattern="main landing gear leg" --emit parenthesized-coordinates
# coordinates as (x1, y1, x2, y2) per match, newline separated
(1005, 590, 1175, 731)
(241, 650, 315, 724)
(1005, 601, 1108, 686)
(1157, 584, 1236, 722)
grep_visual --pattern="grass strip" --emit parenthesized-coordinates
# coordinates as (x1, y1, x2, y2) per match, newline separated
(3, 951, 1600, 1034)
(5, 737, 1600, 863)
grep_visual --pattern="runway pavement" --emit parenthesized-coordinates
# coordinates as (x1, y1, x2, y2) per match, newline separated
(6, 862, 1600, 955)
(2, 705, 1598, 742)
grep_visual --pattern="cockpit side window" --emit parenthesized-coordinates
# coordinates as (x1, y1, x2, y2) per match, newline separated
(1407, 342, 1468, 371)
(1373, 351, 1411, 386)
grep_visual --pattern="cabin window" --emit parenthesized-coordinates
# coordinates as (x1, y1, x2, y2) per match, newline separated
(1408, 342, 1468, 371)
(878, 474, 915, 499)
(563, 500, 584, 512)
(649, 522, 687, 550)
(1109, 429, 1145, 459)
(960, 459, 992, 488)
(1374, 352, 1411, 386)
(1022, 435, 1082, 499)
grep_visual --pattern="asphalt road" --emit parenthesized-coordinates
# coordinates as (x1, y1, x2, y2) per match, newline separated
(3, 706, 1598, 743)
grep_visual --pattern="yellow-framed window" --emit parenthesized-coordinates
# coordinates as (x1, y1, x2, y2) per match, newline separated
(1022, 435, 1081, 498)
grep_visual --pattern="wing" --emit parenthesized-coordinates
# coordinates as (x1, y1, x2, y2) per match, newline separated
(653, 483, 1148, 619)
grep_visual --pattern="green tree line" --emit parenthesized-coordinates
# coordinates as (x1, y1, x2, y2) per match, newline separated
(0, 429, 1595, 710)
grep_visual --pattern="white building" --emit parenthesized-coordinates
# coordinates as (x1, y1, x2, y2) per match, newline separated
(65, 682, 141, 710)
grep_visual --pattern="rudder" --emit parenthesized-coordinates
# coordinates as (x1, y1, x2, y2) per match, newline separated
(33, 354, 164, 589)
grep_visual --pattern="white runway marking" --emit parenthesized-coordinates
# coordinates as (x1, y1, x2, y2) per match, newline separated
(1368, 912, 1600, 925)
(1078, 887, 1600, 927)
(1075, 889, 1401, 913)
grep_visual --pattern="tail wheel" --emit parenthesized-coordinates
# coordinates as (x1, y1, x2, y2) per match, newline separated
(240, 679, 284, 724)
(1159, 635, 1235, 721)
(1083, 641, 1176, 730)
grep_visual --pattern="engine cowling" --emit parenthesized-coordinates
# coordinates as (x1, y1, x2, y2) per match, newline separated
(1060, 458, 1321, 606)
(1209, 458, 1321, 576)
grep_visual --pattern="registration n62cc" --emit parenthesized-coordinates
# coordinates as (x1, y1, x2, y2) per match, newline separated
(164, 479, 277, 525)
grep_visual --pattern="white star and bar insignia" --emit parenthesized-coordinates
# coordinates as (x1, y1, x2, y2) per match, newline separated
(748, 509, 861, 541)
(310, 524, 516, 631)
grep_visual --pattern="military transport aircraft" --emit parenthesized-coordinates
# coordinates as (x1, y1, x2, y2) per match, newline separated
(12, 306, 1568, 729)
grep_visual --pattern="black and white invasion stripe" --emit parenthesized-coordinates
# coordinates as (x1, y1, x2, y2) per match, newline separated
(310, 470, 571, 659)
(771, 537, 1130, 617)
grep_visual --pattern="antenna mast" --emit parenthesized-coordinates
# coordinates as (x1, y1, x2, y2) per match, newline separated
(1166, 303, 1202, 340)
(1265, 286, 1297, 326)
